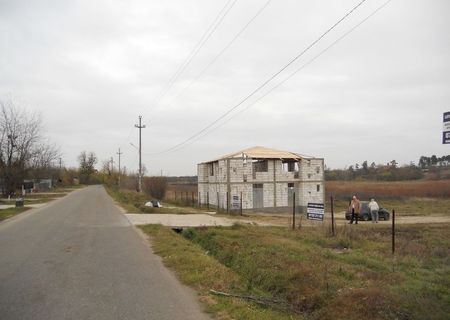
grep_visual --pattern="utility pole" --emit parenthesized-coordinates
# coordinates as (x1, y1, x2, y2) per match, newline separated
(59, 157, 62, 170)
(135, 116, 146, 193)
(110, 157, 114, 174)
(117, 148, 123, 188)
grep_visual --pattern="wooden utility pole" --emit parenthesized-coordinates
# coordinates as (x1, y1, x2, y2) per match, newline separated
(135, 116, 146, 193)
(117, 148, 123, 187)
(110, 157, 114, 173)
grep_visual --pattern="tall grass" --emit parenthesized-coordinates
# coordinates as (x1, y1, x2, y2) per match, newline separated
(147, 223, 450, 320)
(326, 180, 450, 199)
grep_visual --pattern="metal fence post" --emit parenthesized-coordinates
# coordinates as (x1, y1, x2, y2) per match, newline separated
(392, 209, 396, 254)
(292, 192, 296, 230)
(240, 191, 243, 216)
(331, 194, 335, 236)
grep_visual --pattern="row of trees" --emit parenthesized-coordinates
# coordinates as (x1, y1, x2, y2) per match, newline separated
(0, 100, 60, 196)
(326, 155, 449, 181)
(77, 150, 168, 200)
(325, 160, 424, 181)
(418, 155, 450, 168)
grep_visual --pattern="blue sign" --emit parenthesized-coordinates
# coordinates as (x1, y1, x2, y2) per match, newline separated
(444, 112, 450, 144)
(307, 203, 324, 221)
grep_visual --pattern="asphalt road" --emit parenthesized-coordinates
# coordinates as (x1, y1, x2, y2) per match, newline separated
(0, 185, 210, 320)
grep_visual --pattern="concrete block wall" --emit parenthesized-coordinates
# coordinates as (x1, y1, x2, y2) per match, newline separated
(252, 159, 274, 182)
(229, 183, 253, 209)
(274, 160, 298, 182)
(198, 157, 324, 212)
(298, 181, 324, 208)
(197, 164, 209, 183)
(275, 182, 289, 207)
(299, 158, 324, 182)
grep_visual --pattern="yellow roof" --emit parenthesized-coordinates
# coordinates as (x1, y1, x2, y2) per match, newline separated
(204, 146, 310, 163)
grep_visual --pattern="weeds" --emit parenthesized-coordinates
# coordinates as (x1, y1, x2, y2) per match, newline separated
(143, 223, 450, 320)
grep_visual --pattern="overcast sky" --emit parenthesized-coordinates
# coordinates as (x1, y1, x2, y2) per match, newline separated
(1, 0, 449, 175)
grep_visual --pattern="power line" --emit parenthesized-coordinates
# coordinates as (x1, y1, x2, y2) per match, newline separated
(159, 0, 272, 113)
(119, 0, 237, 149)
(144, 0, 238, 115)
(172, 0, 394, 149)
(146, 0, 369, 155)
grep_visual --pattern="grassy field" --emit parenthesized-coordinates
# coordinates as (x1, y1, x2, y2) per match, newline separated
(0, 207, 31, 221)
(326, 180, 450, 199)
(141, 223, 450, 320)
(106, 186, 206, 214)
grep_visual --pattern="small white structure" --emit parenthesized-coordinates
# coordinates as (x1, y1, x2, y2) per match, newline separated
(197, 146, 324, 213)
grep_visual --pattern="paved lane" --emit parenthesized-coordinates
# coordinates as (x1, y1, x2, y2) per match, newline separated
(0, 185, 209, 320)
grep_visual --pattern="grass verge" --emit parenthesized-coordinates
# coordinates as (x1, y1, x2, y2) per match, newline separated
(140, 224, 300, 320)
(141, 223, 450, 320)
(0, 207, 31, 221)
(106, 186, 207, 214)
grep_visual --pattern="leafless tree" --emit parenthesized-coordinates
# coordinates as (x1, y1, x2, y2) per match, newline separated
(78, 151, 97, 184)
(143, 176, 168, 200)
(0, 99, 60, 195)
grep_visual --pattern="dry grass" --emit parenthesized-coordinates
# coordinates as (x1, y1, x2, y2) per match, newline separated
(142, 223, 450, 320)
(326, 180, 450, 199)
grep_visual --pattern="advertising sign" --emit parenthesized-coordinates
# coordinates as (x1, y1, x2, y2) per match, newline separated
(443, 112, 450, 144)
(307, 203, 324, 221)
(232, 195, 240, 209)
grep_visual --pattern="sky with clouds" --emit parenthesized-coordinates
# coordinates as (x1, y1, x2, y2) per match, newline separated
(1, 0, 449, 175)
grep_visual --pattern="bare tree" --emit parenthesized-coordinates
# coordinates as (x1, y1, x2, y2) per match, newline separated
(78, 151, 97, 184)
(0, 99, 59, 196)
(143, 176, 168, 200)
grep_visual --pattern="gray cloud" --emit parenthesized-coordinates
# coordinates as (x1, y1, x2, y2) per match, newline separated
(1, 0, 449, 175)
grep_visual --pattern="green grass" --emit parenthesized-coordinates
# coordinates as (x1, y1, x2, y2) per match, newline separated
(141, 223, 450, 320)
(0, 207, 31, 221)
(327, 198, 450, 215)
(106, 186, 207, 214)
(140, 224, 301, 320)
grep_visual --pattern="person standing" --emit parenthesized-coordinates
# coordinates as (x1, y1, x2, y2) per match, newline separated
(368, 198, 380, 223)
(349, 195, 360, 224)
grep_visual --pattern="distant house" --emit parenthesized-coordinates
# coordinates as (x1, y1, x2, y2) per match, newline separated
(197, 146, 324, 213)
(23, 179, 53, 193)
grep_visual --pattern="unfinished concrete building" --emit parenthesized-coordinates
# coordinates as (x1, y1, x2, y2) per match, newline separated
(197, 146, 324, 213)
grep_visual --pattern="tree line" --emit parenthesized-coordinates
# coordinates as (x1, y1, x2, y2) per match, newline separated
(77, 150, 168, 200)
(418, 155, 450, 168)
(325, 155, 449, 181)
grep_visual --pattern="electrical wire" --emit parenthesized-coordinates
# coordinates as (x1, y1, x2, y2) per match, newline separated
(178, 0, 394, 147)
(119, 0, 237, 149)
(145, 0, 369, 155)
(144, 0, 238, 114)
(160, 0, 272, 112)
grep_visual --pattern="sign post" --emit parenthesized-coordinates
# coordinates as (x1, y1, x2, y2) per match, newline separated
(443, 112, 450, 144)
(307, 203, 325, 221)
